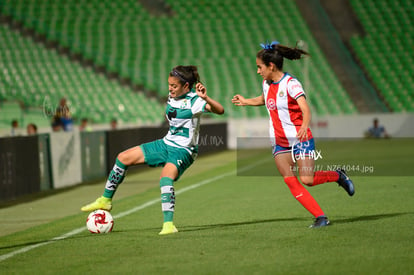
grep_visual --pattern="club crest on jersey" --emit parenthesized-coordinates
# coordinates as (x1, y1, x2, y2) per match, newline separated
(180, 99, 188, 109)
(267, 98, 276, 110)
(279, 91, 285, 97)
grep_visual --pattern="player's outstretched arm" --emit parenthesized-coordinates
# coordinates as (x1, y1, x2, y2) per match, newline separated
(232, 94, 265, 106)
(196, 83, 225, 115)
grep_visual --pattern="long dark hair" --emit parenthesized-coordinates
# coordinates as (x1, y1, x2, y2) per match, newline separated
(169, 65, 200, 90)
(257, 41, 309, 70)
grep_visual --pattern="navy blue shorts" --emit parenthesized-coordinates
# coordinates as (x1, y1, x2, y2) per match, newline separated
(272, 138, 315, 159)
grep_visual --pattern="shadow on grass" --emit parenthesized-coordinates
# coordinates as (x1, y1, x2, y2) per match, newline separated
(140, 212, 414, 233)
(181, 212, 414, 232)
(332, 212, 413, 224)
(111, 217, 309, 234)
(0, 234, 90, 251)
(179, 217, 308, 232)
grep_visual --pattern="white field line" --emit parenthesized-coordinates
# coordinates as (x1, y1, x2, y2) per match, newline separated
(0, 158, 269, 263)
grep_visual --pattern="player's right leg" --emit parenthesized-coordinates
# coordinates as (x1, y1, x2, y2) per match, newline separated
(275, 153, 329, 228)
(81, 146, 145, 212)
(81, 196, 113, 212)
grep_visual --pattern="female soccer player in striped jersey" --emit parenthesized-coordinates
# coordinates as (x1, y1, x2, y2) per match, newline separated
(232, 41, 354, 228)
(82, 65, 224, 235)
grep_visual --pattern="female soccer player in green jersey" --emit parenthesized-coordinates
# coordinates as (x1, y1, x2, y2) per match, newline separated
(81, 65, 224, 235)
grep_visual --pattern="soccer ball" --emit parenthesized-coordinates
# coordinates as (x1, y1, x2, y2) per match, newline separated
(86, 210, 114, 233)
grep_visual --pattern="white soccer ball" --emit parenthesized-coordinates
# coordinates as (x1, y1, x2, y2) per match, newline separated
(86, 210, 114, 233)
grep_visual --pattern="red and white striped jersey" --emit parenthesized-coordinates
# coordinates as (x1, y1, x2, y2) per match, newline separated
(262, 73, 313, 147)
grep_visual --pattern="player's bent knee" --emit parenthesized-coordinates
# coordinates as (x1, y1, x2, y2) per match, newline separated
(117, 151, 137, 166)
(300, 176, 314, 186)
(117, 146, 145, 166)
(117, 151, 130, 165)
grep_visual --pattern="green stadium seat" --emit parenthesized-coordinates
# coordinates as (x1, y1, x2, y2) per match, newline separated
(0, 0, 361, 120)
(0, 24, 165, 128)
(350, 0, 413, 112)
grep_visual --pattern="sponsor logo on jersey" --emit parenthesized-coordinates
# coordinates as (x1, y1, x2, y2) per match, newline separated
(167, 108, 177, 120)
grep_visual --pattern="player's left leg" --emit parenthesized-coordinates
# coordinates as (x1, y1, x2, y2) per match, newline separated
(298, 159, 355, 196)
(158, 163, 179, 235)
(158, 146, 195, 235)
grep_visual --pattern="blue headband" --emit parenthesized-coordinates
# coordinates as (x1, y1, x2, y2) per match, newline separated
(260, 40, 280, 50)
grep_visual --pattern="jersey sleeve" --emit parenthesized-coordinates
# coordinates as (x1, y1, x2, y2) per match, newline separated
(287, 78, 306, 100)
(191, 96, 208, 114)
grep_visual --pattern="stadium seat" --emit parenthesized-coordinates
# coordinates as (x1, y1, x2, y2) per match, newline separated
(0, 24, 165, 127)
(350, 0, 413, 112)
(0, 0, 359, 121)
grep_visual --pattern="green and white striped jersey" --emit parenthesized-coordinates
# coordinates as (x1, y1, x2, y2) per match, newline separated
(163, 91, 208, 152)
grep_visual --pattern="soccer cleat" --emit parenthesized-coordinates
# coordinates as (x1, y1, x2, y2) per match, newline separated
(159, 222, 178, 235)
(336, 169, 355, 196)
(309, 216, 330, 228)
(81, 196, 112, 212)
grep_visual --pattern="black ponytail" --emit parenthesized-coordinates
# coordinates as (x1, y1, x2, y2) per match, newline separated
(257, 41, 309, 70)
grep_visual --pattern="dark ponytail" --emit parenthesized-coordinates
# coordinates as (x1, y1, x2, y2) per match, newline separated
(170, 65, 201, 89)
(257, 41, 309, 70)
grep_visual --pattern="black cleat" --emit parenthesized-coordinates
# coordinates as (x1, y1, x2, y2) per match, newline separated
(309, 216, 330, 228)
(336, 169, 355, 196)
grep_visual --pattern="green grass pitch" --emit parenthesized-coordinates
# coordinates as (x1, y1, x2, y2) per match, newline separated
(0, 139, 413, 274)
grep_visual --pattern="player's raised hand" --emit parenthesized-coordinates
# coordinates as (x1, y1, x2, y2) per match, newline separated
(195, 83, 207, 99)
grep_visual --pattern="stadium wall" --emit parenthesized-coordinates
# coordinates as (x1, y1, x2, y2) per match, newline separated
(0, 136, 40, 201)
(50, 131, 82, 189)
(228, 113, 414, 149)
(0, 122, 227, 202)
(80, 131, 107, 182)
